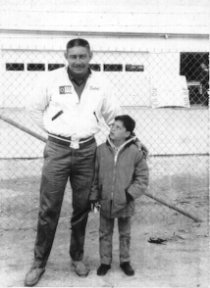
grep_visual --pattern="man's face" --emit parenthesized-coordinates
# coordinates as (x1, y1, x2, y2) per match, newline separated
(65, 46, 92, 76)
(109, 120, 130, 141)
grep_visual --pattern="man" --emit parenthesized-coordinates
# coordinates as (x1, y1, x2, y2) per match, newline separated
(24, 38, 147, 286)
(24, 38, 120, 286)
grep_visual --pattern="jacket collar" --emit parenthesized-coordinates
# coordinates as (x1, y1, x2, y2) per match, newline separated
(106, 135, 136, 163)
(107, 135, 136, 151)
(67, 66, 91, 86)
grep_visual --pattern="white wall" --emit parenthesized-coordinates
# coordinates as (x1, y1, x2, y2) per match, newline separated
(1, 48, 189, 108)
(1, 31, 209, 52)
(0, 1, 208, 156)
(0, 46, 208, 157)
(0, 107, 208, 158)
(0, 0, 209, 34)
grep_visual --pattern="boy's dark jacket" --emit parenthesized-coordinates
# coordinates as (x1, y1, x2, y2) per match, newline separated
(90, 135, 149, 218)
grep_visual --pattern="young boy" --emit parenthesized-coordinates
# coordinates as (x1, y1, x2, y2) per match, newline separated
(89, 115, 149, 276)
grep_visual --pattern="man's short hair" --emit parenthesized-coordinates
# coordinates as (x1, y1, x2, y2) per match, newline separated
(115, 115, 136, 133)
(66, 38, 90, 51)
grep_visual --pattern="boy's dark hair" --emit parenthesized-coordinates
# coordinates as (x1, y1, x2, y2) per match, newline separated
(115, 115, 136, 133)
(66, 38, 90, 51)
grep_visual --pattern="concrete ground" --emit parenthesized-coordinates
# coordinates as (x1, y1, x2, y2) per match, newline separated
(0, 163, 209, 287)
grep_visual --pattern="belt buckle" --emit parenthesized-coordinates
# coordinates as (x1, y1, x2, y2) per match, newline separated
(70, 139, 79, 149)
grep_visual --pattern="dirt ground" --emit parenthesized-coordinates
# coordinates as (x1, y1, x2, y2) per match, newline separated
(0, 157, 209, 288)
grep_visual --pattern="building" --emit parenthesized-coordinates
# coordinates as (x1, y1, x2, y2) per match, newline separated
(0, 0, 209, 156)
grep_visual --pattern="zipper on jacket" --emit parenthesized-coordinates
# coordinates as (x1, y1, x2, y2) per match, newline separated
(107, 137, 136, 216)
(110, 200, 112, 217)
(110, 151, 118, 216)
(111, 163, 117, 201)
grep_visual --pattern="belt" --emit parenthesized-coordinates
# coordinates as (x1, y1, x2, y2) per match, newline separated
(48, 134, 95, 149)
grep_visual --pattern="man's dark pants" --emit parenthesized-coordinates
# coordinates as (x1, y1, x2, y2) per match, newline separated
(32, 139, 96, 268)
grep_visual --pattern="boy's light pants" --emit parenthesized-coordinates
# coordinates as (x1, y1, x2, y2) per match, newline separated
(99, 214, 131, 265)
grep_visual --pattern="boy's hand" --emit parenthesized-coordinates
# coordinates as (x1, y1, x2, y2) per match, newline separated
(126, 191, 133, 203)
(90, 200, 101, 212)
(90, 199, 97, 210)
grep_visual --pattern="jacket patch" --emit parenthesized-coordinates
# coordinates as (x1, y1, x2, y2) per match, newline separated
(59, 86, 72, 94)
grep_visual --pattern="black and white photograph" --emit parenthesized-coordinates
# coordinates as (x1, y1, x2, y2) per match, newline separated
(0, 0, 209, 287)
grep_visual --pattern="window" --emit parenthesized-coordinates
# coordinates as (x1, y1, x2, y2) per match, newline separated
(180, 52, 209, 106)
(90, 64, 101, 71)
(6, 63, 24, 71)
(27, 63, 45, 71)
(104, 64, 123, 72)
(48, 63, 65, 71)
(125, 64, 144, 72)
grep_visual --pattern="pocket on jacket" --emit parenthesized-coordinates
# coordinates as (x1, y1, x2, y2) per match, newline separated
(51, 110, 63, 121)
(114, 189, 127, 206)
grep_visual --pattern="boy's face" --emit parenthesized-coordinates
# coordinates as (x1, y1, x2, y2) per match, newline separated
(109, 120, 130, 141)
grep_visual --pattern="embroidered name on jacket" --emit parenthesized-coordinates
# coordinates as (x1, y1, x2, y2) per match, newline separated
(89, 86, 99, 90)
(59, 86, 72, 94)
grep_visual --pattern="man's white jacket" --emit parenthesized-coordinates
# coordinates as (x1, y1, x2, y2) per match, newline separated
(26, 67, 120, 139)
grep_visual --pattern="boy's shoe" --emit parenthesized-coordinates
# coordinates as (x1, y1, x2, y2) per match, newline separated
(97, 264, 111, 276)
(24, 267, 45, 286)
(120, 262, 135, 276)
(72, 260, 90, 277)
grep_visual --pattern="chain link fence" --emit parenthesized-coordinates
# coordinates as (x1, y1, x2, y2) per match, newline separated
(0, 46, 209, 233)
